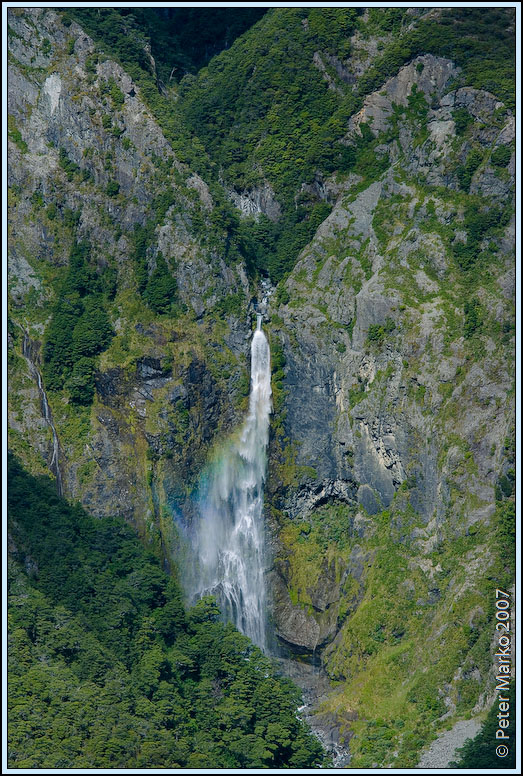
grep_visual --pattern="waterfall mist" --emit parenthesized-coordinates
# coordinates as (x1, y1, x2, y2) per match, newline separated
(189, 314, 272, 650)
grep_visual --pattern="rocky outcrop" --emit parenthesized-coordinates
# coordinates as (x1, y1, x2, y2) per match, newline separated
(343, 54, 514, 197)
(345, 54, 459, 137)
(228, 182, 281, 221)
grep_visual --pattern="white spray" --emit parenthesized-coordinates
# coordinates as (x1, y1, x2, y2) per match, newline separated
(191, 314, 272, 649)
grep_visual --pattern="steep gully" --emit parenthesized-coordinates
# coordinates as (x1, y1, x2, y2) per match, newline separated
(21, 331, 63, 497)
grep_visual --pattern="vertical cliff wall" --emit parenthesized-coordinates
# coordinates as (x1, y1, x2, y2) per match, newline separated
(264, 53, 515, 766)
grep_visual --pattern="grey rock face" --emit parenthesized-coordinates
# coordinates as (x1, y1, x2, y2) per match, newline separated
(345, 55, 459, 139)
(284, 478, 357, 522)
(268, 48, 514, 657)
(228, 182, 281, 222)
(282, 341, 344, 482)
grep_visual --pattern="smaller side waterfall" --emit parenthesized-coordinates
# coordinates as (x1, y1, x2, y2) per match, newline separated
(190, 314, 272, 650)
(22, 332, 63, 496)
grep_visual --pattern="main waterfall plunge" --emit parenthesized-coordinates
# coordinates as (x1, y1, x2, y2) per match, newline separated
(188, 314, 272, 650)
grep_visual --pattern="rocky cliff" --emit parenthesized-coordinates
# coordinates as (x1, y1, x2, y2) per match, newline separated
(264, 49, 514, 765)
(8, 7, 254, 564)
(8, 7, 515, 769)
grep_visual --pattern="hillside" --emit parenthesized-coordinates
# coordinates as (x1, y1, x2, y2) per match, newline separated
(8, 454, 324, 769)
(7, 6, 516, 769)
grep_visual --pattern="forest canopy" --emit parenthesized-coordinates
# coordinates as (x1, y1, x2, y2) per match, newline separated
(7, 455, 326, 769)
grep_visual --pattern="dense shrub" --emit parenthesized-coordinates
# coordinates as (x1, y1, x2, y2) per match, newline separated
(59, 147, 80, 180)
(463, 298, 483, 339)
(71, 299, 113, 359)
(8, 115, 28, 152)
(456, 149, 483, 191)
(65, 356, 96, 404)
(42, 242, 114, 402)
(452, 203, 507, 273)
(143, 252, 179, 314)
(67, 8, 267, 84)
(105, 180, 120, 197)
(367, 318, 396, 345)
(108, 76, 125, 107)
(453, 107, 473, 135)
(490, 145, 512, 167)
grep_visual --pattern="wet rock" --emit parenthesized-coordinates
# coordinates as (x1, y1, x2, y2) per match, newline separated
(284, 478, 357, 521)
(95, 368, 125, 404)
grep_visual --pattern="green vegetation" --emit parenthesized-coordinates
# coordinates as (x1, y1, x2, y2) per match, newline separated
(42, 241, 114, 404)
(63, 6, 514, 284)
(130, 222, 154, 293)
(8, 7, 516, 771)
(357, 8, 515, 109)
(58, 147, 94, 184)
(451, 681, 515, 768)
(66, 8, 266, 85)
(456, 148, 483, 192)
(360, 8, 407, 38)
(212, 292, 245, 320)
(8, 115, 28, 153)
(453, 107, 473, 136)
(8, 454, 326, 769)
(490, 145, 512, 168)
(367, 318, 396, 346)
(59, 147, 81, 180)
(340, 122, 390, 180)
(66, 8, 363, 282)
(463, 298, 484, 339)
(177, 9, 360, 280)
(143, 252, 181, 315)
(105, 180, 120, 197)
(104, 76, 125, 108)
(453, 200, 510, 274)
(314, 496, 513, 768)
(279, 507, 353, 614)
(179, 8, 360, 196)
(129, 224, 183, 317)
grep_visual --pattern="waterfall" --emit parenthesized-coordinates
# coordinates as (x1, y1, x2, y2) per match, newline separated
(22, 331, 63, 496)
(191, 314, 272, 649)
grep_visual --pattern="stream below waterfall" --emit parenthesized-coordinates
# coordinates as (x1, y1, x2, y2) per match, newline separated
(275, 656, 352, 768)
